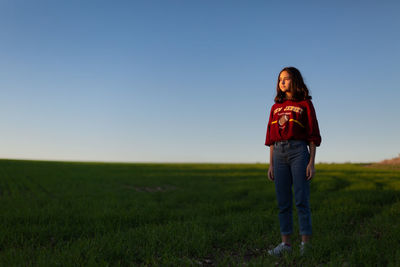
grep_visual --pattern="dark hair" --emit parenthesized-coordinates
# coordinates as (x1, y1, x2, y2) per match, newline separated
(274, 67, 312, 103)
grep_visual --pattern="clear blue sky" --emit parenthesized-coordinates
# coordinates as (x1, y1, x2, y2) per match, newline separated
(1, 0, 399, 163)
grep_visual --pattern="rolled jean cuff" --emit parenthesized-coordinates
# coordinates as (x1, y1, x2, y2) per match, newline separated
(281, 231, 293, 235)
(300, 231, 312, 235)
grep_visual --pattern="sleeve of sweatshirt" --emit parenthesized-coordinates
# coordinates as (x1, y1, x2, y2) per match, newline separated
(306, 100, 322, 146)
(265, 105, 274, 146)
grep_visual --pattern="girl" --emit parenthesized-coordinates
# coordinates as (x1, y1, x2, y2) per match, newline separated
(265, 67, 321, 256)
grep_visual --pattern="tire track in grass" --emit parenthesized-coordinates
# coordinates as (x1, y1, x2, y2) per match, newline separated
(312, 174, 351, 193)
(23, 175, 58, 199)
(311, 168, 360, 195)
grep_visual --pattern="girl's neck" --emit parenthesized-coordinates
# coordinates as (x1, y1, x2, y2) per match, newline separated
(285, 92, 294, 101)
(285, 92, 293, 98)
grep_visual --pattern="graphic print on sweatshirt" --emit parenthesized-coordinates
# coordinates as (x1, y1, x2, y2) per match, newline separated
(272, 105, 305, 130)
(278, 114, 289, 128)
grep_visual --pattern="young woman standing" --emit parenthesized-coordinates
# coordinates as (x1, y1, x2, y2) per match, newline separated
(265, 67, 321, 256)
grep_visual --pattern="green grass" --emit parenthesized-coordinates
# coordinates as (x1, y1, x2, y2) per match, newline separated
(0, 160, 399, 266)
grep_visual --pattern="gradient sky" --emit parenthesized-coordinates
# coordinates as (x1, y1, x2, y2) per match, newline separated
(1, 0, 399, 163)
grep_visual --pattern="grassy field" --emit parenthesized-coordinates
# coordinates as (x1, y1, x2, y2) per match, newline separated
(0, 159, 399, 266)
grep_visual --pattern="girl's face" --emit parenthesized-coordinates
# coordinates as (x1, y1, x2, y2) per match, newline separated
(279, 71, 291, 93)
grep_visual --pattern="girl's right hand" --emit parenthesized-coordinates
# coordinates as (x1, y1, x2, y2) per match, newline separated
(268, 165, 274, 181)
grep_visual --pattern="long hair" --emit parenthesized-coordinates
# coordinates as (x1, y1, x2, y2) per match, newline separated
(274, 67, 312, 103)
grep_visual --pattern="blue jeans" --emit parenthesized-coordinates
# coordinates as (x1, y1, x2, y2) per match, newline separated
(273, 140, 312, 235)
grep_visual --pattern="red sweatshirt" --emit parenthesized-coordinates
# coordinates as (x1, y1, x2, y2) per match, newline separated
(265, 99, 321, 146)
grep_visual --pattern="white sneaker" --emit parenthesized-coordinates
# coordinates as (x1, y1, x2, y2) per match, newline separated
(268, 242, 292, 256)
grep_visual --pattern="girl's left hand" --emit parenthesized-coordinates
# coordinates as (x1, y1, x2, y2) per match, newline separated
(306, 163, 315, 180)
